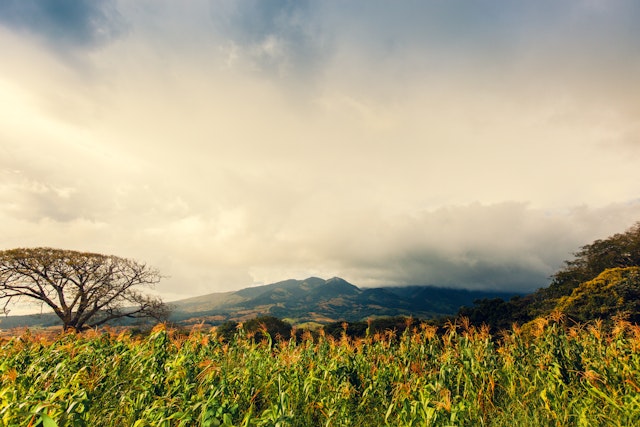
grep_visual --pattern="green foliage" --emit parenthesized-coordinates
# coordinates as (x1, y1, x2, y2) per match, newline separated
(217, 316, 292, 342)
(458, 222, 640, 329)
(2, 318, 640, 426)
(242, 316, 292, 341)
(546, 222, 640, 299)
(535, 223, 640, 323)
(323, 316, 418, 339)
(216, 321, 239, 342)
(457, 297, 522, 332)
(558, 267, 640, 324)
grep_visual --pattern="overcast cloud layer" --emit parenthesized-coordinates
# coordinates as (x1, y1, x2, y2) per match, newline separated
(2, 1, 640, 308)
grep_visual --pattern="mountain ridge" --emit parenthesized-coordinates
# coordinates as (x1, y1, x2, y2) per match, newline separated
(0, 277, 521, 329)
(169, 277, 521, 326)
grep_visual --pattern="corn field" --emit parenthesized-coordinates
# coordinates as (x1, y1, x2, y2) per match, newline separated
(1, 317, 640, 426)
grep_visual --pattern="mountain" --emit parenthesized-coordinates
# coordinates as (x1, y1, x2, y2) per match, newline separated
(0, 277, 520, 330)
(5, 223, 638, 332)
(169, 277, 520, 326)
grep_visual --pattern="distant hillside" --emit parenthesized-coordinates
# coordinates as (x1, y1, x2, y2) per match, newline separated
(169, 277, 520, 326)
(0, 312, 61, 330)
(0, 277, 520, 330)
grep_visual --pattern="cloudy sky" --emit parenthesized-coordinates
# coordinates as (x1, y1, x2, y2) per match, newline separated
(2, 0, 640, 305)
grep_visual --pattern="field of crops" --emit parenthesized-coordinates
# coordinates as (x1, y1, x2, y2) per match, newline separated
(1, 317, 640, 426)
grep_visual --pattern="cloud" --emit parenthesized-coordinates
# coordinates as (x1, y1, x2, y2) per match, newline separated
(246, 201, 640, 292)
(0, 0, 125, 50)
(211, 0, 327, 80)
(0, 0, 639, 303)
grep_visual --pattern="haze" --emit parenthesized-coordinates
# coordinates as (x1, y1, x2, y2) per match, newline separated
(1, 1, 639, 307)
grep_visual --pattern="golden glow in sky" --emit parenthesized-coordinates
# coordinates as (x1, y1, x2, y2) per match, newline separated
(1, 1, 640, 302)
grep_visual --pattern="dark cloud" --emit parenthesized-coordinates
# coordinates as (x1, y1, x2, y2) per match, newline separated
(212, 0, 327, 78)
(207, 0, 640, 102)
(0, 0, 124, 49)
(311, 202, 640, 292)
(352, 1, 639, 48)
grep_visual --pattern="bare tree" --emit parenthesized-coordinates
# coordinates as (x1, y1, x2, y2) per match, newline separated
(0, 247, 170, 331)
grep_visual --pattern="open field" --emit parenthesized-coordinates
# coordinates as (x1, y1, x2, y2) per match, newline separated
(1, 317, 640, 426)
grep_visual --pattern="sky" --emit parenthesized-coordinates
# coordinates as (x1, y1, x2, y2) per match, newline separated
(1, 0, 640, 307)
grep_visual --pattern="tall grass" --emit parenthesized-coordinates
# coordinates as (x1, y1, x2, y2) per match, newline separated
(1, 317, 639, 426)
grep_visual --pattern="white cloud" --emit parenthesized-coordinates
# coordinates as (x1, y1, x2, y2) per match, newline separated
(0, 1, 639, 304)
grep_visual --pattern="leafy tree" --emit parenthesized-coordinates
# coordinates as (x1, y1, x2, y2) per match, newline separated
(217, 316, 293, 341)
(525, 222, 640, 318)
(243, 316, 292, 340)
(546, 222, 640, 299)
(323, 316, 419, 339)
(457, 297, 528, 332)
(0, 247, 169, 331)
(216, 320, 239, 341)
(558, 267, 640, 324)
(457, 222, 640, 329)
(323, 320, 367, 339)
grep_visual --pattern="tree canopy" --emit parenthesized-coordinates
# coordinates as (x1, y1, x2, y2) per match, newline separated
(0, 248, 169, 331)
(456, 221, 640, 329)
(216, 316, 292, 342)
(557, 267, 640, 324)
(547, 222, 640, 298)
